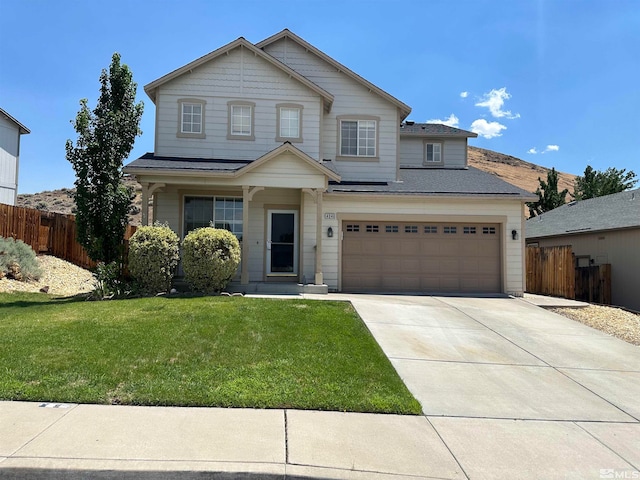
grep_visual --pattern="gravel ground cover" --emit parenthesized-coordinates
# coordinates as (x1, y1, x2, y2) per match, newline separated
(0, 255, 95, 296)
(550, 305, 640, 346)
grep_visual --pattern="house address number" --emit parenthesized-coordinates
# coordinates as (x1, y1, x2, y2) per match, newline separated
(324, 213, 336, 220)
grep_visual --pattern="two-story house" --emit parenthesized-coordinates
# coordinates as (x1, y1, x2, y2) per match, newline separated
(124, 29, 535, 295)
(0, 108, 30, 206)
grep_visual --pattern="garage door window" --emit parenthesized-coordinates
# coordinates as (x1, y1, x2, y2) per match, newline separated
(385, 225, 399, 233)
(404, 225, 418, 233)
(424, 226, 438, 234)
(444, 226, 457, 234)
(483, 227, 496, 235)
(346, 224, 360, 232)
(366, 225, 379, 233)
(463, 226, 477, 234)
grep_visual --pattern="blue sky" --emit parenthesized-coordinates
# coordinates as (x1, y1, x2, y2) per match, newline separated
(1, 0, 638, 194)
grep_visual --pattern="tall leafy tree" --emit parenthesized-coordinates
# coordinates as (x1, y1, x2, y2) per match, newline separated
(66, 53, 143, 264)
(527, 168, 569, 217)
(573, 165, 637, 200)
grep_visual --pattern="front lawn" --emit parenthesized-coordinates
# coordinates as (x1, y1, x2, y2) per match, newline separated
(0, 293, 421, 414)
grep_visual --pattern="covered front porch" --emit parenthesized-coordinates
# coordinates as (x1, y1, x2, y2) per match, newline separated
(125, 143, 340, 289)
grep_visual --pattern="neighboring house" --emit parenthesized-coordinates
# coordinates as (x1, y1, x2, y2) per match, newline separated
(124, 29, 535, 294)
(526, 188, 640, 311)
(0, 108, 30, 205)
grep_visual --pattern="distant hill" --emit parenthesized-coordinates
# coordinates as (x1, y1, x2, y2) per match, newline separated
(17, 147, 576, 225)
(467, 146, 576, 196)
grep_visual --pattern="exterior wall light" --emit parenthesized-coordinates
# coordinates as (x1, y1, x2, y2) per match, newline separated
(512, 229, 518, 240)
(327, 227, 334, 238)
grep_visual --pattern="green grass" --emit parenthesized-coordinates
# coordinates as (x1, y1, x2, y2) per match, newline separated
(0, 292, 421, 414)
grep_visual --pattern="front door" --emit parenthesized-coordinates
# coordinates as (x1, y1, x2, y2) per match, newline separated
(267, 210, 298, 277)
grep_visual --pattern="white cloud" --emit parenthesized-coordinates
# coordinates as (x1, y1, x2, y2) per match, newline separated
(528, 144, 560, 155)
(426, 113, 459, 128)
(460, 91, 469, 98)
(475, 87, 520, 119)
(470, 119, 507, 139)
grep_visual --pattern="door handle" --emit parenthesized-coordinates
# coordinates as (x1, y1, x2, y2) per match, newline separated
(267, 240, 272, 250)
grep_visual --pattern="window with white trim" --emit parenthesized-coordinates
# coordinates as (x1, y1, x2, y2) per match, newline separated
(231, 106, 252, 136)
(425, 143, 442, 163)
(177, 99, 206, 138)
(340, 120, 376, 157)
(279, 108, 300, 139)
(227, 101, 255, 140)
(184, 196, 243, 241)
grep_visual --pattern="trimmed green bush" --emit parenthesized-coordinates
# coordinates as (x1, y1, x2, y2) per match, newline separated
(128, 223, 180, 294)
(182, 227, 240, 293)
(0, 237, 42, 281)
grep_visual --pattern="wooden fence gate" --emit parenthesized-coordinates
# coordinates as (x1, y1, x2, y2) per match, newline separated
(575, 265, 612, 304)
(526, 245, 575, 299)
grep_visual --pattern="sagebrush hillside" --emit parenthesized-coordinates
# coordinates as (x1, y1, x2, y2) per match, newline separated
(17, 147, 576, 225)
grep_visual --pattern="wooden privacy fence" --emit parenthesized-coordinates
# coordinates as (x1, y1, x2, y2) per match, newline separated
(1, 203, 136, 271)
(526, 245, 575, 299)
(526, 245, 612, 305)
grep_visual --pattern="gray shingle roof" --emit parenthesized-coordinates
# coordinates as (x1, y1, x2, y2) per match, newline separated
(400, 123, 477, 138)
(124, 153, 251, 173)
(526, 188, 640, 239)
(328, 167, 536, 198)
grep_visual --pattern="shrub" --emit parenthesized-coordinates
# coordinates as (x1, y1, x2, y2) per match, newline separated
(182, 227, 241, 293)
(128, 223, 180, 294)
(0, 237, 42, 281)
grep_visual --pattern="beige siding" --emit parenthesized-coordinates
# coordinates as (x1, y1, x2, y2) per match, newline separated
(155, 46, 322, 161)
(0, 116, 19, 204)
(322, 195, 525, 295)
(532, 228, 640, 311)
(264, 38, 398, 182)
(399, 137, 467, 168)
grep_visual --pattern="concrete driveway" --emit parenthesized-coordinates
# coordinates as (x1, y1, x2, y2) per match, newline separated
(345, 294, 640, 479)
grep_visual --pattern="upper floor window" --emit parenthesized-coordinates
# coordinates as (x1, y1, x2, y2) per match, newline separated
(338, 117, 377, 158)
(425, 143, 442, 164)
(227, 101, 255, 140)
(276, 104, 303, 142)
(177, 99, 206, 139)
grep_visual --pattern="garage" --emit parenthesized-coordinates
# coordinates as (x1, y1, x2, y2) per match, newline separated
(341, 221, 501, 293)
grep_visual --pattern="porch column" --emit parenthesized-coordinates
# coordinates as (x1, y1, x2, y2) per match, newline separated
(241, 186, 250, 285)
(141, 183, 150, 226)
(240, 185, 264, 285)
(315, 189, 324, 285)
(141, 183, 165, 226)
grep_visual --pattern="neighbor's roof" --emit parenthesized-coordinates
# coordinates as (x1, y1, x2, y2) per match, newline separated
(328, 166, 536, 199)
(0, 108, 30, 134)
(526, 188, 640, 239)
(256, 29, 412, 119)
(400, 123, 477, 138)
(143, 37, 334, 108)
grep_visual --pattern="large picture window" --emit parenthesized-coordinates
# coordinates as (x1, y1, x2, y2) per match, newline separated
(339, 119, 377, 157)
(184, 196, 243, 241)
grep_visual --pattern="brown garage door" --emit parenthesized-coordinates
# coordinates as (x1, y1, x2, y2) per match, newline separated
(342, 221, 501, 293)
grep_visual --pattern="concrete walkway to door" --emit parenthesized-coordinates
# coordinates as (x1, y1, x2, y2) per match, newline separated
(335, 293, 640, 479)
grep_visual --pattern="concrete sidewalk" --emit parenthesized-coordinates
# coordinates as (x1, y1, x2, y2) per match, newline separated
(1, 401, 464, 479)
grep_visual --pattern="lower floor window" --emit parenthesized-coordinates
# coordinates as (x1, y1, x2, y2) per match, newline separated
(184, 196, 243, 241)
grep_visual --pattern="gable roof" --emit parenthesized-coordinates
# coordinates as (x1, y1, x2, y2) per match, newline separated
(0, 108, 30, 134)
(400, 122, 477, 138)
(143, 37, 334, 109)
(526, 188, 640, 239)
(256, 29, 412, 119)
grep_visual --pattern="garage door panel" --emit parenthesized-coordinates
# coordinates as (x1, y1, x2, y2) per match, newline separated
(342, 222, 501, 293)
